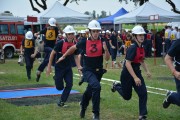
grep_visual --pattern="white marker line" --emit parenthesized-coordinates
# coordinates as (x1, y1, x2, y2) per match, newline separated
(100, 81, 166, 96)
(74, 74, 175, 93)
(147, 91, 166, 96)
(146, 86, 175, 92)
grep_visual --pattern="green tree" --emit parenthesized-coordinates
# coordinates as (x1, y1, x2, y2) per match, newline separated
(29, 0, 180, 14)
(118, 0, 180, 14)
(84, 11, 91, 15)
(99, 11, 107, 18)
(92, 10, 96, 19)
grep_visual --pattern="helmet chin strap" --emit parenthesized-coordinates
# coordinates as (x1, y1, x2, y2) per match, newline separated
(66, 34, 74, 42)
(135, 35, 142, 46)
(89, 29, 96, 40)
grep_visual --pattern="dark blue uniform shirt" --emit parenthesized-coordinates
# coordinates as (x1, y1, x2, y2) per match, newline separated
(168, 39, 180, 69)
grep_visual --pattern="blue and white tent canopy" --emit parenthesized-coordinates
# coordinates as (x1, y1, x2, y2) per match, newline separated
(98, 7, 128, 24)
(114, 2, 180, 24)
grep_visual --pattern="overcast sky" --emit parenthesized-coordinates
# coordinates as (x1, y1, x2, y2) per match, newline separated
(0, 0, 180, 17)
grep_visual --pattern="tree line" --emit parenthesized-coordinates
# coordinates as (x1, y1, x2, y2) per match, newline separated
(29, 0, 180, 14)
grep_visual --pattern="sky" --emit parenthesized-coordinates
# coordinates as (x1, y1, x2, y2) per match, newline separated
(0, 0, 180, 17)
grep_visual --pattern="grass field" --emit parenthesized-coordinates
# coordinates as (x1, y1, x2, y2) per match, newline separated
(0, 56, 180, 120)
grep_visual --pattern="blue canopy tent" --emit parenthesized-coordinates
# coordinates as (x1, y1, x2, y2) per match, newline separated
(98, 8, 128, 30)
(98, 8, 128, 24)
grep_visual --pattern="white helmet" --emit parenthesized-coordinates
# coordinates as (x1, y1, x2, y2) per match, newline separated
(172, 25, 176, 29)
(63, 25, 76, 34)
(25, 31, 33, 39)
(63, 33, 66, 38)
(85, 29, 89, 32)
(167, 22, 172, 27)
(132, 25, 146, 34)
(178, 26, 180, 29)
(106, 30, 110, 33)
(48, 18, 56, 26)
(88, 20, 101, 30)
(80, 30, 86, 34)
(102, 31, 105, 34)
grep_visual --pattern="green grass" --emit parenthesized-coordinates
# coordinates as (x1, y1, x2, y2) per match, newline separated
(122, 23, 165, 31)
(0, 56, 180, 120)
(65, 23, 165, 32)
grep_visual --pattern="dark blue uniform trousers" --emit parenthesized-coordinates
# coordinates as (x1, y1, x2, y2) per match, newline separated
(145, 40, 152, 57)
(24, 54, 34, 78)
(115, 68, 147, 116)
(38, 47, 53, 72)
(165, 38, 171, 53)
(168, 75, 180, 106)
(54, 66, 73, 102)
(110, 48, 117, 61)
(80, 70, 103, 115)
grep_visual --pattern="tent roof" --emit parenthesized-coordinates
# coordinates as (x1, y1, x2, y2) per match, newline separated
(33, 1, 91, 24)
(98, 8, 128, 24)
(114, 2, 180, 24)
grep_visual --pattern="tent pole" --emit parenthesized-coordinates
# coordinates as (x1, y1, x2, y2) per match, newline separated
(114, 24, 115, 31)
(153, 23, 156, 65)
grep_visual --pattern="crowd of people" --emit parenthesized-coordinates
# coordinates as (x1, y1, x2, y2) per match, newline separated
(18, 17, 180, 120)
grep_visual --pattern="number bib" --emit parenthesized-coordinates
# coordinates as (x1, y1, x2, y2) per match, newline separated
(125, 40, 131, 47)
(25, 39, 33, 48)
(171, 34, 175, 40)
(61, 41, 74, 54)
(133, 47, 145, 63)
(146, 33, 151, 40)
(46, 29, 56, 40)
(86, 39, 102, 57)
(165, 32, 168, 38)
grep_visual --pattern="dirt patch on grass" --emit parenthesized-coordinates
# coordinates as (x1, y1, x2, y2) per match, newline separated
(6, 94, 81, 106)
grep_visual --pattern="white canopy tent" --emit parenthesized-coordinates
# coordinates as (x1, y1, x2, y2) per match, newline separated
(32, 1, 91, 24)
(114, 2, 180, 24)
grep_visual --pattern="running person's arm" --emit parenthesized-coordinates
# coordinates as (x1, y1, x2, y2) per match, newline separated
(125, 60, 141, 86)
(46, 50, 56, 76)
(20, 45, 24, 54)
(56, 45, 77, 63)
(109, 39, 115, 49)
(165, 54, 180, 80)
(141, 61, 151, 78)
(74, 54, 82, 70)
(20, 39, 25, 54)
(31, 38, 42, 58)
(103, 41, 110, 61)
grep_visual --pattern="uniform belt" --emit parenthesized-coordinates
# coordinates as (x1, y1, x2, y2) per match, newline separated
(83, 68, 101, 72)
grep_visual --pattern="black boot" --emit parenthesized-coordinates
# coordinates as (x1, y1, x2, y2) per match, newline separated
(36, 71, 41, 82)
(93, 113, 100, 120)
(79, 102, 86, 118)
(139, 115, 147, 120)
(27, 68, 31, 80)
(111, 81, 121, 92)
(57, 100, 68, 107)
(80, 108, 86, 118)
